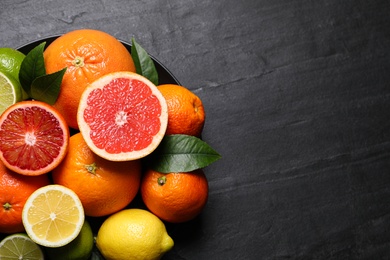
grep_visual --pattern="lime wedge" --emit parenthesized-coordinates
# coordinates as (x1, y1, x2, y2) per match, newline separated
(0, 70, 22, 115)
(0, 233, 44, 260)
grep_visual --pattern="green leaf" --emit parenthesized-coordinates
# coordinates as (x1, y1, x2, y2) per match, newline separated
(19, 42, 46, 96)
(147, 134, 221, 173)
(30, 68, 67, 104)
(131, 38, 159, 85)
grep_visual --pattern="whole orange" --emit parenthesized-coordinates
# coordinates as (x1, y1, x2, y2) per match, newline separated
(44, 29, 136, 129)
(157, 84, 205, 136)
(0, 161, 50, 233)
(141, 169, 208, 223)
(51, 133, 142, 217)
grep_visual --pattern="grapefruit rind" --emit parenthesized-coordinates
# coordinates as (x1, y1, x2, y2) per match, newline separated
(0, 101, 69, 176)
(22, 184, 85, 248)
(77, 71, 168, 161)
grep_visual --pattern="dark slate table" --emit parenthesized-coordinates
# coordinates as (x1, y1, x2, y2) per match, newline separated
(1, 0, 390, 259)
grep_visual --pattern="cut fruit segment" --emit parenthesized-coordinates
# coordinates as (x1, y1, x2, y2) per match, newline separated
(0, 233, 44, 259)
(22, 184, 85, 248)
(0, 100, 69, 176)
(77, 71, 168, 161)
(0, 70, 22, 115)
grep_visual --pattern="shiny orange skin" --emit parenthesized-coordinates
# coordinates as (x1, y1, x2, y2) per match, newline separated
(51, 133, 142, 217)
(157, 84, 205, 137)
(141, 169, 208, 223)
(44, 29, 136, 129)
(0, 161, 50, 233)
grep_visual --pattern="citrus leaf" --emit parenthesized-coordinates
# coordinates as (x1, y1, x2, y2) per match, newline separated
(30, 68, 67, 104)
(19, 42, 46, 97)
(147, 134, 221, 173)
(131, 38, 159, 85)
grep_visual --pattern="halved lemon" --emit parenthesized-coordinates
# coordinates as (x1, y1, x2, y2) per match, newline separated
(22, 184, 85, 247)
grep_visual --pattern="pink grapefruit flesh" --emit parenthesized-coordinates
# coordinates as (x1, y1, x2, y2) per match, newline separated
(0, 100, 69, 176)
(77, 71, 168, 161)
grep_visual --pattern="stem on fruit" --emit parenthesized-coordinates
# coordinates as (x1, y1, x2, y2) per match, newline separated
(85, 162, 98, 174)
(72, 56, 85, 67)
(3, 202, 12, 210)
(158, 176, 167, 186)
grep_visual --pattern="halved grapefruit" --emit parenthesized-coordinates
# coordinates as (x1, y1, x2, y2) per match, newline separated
(77, 71, 168, 161)
(0, 100, 69, 176)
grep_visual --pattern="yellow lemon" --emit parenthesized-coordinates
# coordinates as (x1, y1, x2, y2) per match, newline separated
(22, 184, 85, 247)
(96, 208, 174, 260)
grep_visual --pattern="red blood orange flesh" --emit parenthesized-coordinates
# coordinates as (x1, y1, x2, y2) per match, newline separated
(77, 71, 168, 161)
(0, 100, 69, 176)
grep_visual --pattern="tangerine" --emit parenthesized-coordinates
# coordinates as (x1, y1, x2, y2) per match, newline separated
(141, 169, 209, 223)
(0, 100, 69, 176)
(52, 133, 142, 217)
(0, 161, 50, 234)
(77, 71, 168, 161)
(157, 84, 205, 137)
(44, 29, 136, 129)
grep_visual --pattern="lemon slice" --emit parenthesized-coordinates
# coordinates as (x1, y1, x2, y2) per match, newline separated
(0, 233, 44, 259)
(0, 70, 22, 115)
(22, 184, 85, 247)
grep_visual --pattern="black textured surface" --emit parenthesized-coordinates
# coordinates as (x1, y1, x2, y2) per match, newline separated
(1, 1, 390, 259)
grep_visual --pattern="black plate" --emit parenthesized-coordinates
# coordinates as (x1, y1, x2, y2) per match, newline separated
(17, 36, 180, 86)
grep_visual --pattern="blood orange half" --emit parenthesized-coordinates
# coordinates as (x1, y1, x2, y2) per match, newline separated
(77, 71, 168, 161)
(0, 100, 69, 176)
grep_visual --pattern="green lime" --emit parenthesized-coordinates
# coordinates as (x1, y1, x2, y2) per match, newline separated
(0, 48, 25, 79)
(0, 233, 44, 259)
(45, 220, 94, 260)
(0, 70, 22, 115)
(0, 47, 28, 100)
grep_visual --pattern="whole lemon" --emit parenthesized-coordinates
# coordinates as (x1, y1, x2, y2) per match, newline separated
(96, 208, 174, 260)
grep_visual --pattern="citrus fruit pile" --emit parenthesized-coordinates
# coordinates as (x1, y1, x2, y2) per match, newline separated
(0, 29, 220, 260)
